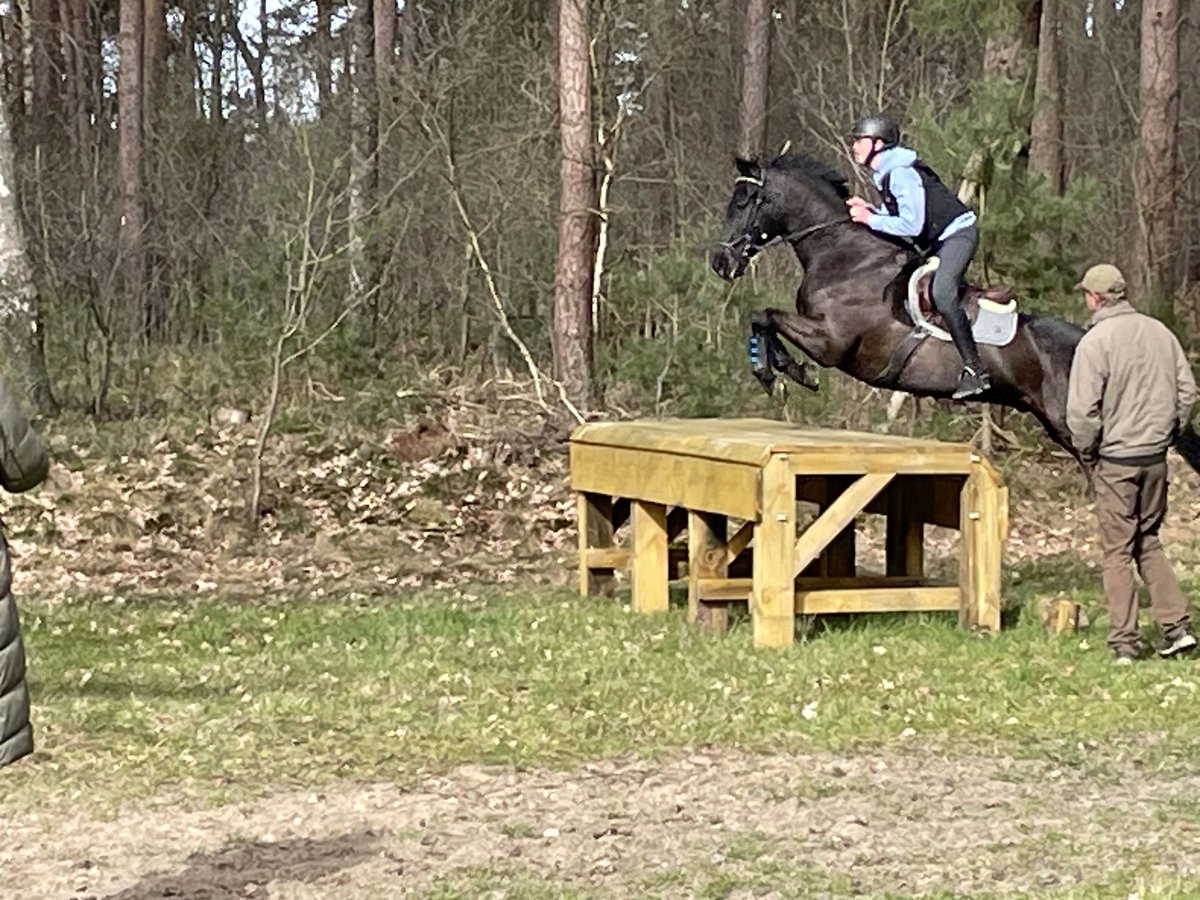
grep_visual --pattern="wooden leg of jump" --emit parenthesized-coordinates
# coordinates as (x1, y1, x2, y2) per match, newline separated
(799, 478, 825, 578)
(822, 475, 858, 578)
(578, 492, 616, 596)
(632, 500, 669, 614)
(886, 479, 925, 578)
(752, 455, 796, 648)
(688, 510, 728, 631)
(959, 472, 1003, 631)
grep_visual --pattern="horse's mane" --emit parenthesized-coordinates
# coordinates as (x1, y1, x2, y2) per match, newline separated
(765, 153, 851, 201)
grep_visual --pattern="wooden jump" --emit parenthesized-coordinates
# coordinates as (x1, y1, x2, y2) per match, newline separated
(570, 417, 1008, 648)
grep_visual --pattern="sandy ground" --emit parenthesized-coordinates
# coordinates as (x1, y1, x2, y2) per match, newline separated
(4, 748, 1198, 899)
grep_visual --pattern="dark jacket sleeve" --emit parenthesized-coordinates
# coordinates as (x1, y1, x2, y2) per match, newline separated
(0, 374, 48, 493)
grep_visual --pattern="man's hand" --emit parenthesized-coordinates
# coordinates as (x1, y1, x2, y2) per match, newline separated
(846, 196, 873, 224)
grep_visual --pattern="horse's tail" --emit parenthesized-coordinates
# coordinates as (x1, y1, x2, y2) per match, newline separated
(1175, 424, 1200, 475)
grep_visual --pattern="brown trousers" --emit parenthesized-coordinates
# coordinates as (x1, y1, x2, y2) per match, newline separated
(1093, 459, 1190, 651)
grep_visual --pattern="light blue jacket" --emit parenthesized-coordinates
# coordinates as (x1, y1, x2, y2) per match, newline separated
(866, 146, 976, 243)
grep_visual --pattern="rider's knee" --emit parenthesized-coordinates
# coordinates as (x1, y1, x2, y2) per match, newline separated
(931, 281, 958, 315)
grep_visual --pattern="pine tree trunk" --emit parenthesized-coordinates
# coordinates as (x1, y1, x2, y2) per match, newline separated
(737, 0, 770, 159)
(374, 0, 394, 137)
(551, 0, 596, 410)
(118, 0, 145, 338)
(1028, 0, 1063, 191)
(349, 0, 379, 314)
(142, 0, 165, 132)
(1131, 0, 1180, 316)
(29, 0, 58, 115)
(6, 0, 25, 122)
(317, 0, 334, 120)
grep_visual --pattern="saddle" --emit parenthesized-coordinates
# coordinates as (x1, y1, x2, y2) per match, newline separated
(905, 258, 1019, 348)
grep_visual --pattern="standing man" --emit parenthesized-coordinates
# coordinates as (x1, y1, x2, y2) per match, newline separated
(1067, 264, 1197, 664)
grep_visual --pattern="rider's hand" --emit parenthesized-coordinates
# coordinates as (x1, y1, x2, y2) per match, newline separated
(846, 196, 870, 210)
(848, 202, 873, 225)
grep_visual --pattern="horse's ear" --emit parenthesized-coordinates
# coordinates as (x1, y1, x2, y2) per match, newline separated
(734, 156, 759, 178)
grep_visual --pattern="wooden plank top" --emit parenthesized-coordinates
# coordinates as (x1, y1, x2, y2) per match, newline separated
(570, 417, 979, 469)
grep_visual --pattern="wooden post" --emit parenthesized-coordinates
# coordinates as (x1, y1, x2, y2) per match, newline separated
(752, 454, 796, 648)
(886, 479, 925, 577)
(688, 510, 728, 631)
(959, 469, 1003, 631)
(578, 492, 615, 596)
(631, 500, 669, 614)
(1054, 599, 1081, 634)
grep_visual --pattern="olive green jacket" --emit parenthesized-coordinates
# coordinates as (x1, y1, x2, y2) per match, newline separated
(0, 374, 49, 768)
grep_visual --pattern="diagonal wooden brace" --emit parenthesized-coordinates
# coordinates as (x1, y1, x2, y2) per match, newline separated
(793, 473, 895, 578)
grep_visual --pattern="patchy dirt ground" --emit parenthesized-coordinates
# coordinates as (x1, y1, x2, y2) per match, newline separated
(4, 749, 1198, 899)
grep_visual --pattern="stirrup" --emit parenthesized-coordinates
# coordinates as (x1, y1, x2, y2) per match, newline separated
(952, 366, 990, 400)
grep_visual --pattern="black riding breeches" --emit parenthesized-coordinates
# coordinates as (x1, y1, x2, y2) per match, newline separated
(930, 225, 983, 370)
(930, 225, 978, 317)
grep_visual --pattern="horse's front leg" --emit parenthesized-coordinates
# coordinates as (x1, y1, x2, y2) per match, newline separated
(749, 315, 820, 393)
(767, 331, 820, 391)
(747, 317, 777, 394)
(754, 308, 840, 381)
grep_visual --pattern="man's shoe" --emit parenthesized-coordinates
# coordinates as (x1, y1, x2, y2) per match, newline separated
(1113, 648, 1138, 666)
(952, 366, 991, 400)
(1159, 632, 1198, 659)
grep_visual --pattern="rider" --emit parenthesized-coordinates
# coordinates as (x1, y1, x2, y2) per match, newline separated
(846, 114, 990, 399)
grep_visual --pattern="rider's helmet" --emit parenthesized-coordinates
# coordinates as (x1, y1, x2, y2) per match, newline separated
(849, 114, 900, 148)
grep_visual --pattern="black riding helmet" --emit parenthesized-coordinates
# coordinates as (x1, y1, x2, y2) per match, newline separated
(849, 114, 900, 148)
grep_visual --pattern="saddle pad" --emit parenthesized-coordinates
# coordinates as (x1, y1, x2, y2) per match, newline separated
(906, 259, 1019, 348)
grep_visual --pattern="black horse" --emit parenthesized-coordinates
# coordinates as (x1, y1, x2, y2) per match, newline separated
(708, 152, 1106, 462)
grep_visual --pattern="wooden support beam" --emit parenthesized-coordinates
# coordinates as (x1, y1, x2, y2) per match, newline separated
(694, 578, 960, 613)
(886, 479, 925, 577)
(578, 492, 615, 596)
(724, 521, 755, 565)
(585, 547, 629, 570)
(667, 506, 689, 542)
(821, 475, 859, 577)
(612, 497, 631, 532)
(753, 455, 796, 648)
(586, 547, 686, 573)
(632, 500, 669, 614)
(688, 510, 729, 631)
(959, 470, 1003, 631)
(795, 585, 960, 614)
(793, 473, 895, 578)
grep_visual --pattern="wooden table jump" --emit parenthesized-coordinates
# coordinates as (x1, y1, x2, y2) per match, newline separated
(569, 418, 1008, 648)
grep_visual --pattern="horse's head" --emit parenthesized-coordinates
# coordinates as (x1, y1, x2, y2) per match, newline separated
(709, 153, 851, 281)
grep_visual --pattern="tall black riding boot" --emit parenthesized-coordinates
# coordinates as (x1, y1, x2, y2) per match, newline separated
(941, 303, 990, 399)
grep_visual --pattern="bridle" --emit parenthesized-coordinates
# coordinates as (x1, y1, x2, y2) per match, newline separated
(717, 174, 850, 261)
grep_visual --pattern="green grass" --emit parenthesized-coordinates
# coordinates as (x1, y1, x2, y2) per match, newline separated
(8, 553, 1200, 812)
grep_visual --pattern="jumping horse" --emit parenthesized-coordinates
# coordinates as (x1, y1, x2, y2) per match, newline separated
(708, 152, 1200, 471)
